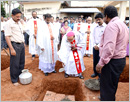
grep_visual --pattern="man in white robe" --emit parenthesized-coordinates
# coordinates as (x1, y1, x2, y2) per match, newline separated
(36, 14, 58, 76)
(58, 31, 85, 79)
(50, 16, 60, 49)
(26, 11, 41, 60)
(73, 16, 83, 33)
(80, 17, 94, 57)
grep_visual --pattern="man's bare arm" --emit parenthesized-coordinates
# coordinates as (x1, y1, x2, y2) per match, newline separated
(5, 36, 16, 56)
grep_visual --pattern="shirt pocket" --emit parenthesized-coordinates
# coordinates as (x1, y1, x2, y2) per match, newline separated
(99, 30, 104, 37)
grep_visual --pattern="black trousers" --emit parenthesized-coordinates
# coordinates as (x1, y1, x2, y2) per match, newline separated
(100, 57, 126, 101)
(1, 31, 8, 49)
(9, 42, 25, 83)
(23, 32, 29, 45)
(93, 47, 100, 77)
(59, 33, 62, 45)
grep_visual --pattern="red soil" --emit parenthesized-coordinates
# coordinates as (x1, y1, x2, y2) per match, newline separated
(1, 47, 129, 101)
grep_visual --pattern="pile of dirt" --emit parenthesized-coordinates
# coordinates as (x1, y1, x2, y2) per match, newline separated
(1, 55, 10, 70)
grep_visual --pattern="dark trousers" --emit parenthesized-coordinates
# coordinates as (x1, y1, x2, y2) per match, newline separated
(1, 31, 8, 49)
(59, 33, 62, 45)
(32, 54, 35, 57)
(100, 57, 126, 101)
(9, 42, 25, 83)
(23, 32, 29, 45)
(93, 47, 100, 77)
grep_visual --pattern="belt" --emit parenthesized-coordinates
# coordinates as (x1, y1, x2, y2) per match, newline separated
(11, 41, 23, 44)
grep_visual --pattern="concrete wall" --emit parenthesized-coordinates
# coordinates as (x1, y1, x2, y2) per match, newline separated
(23, 2, 61, 19)
(22, 1, 129, 21)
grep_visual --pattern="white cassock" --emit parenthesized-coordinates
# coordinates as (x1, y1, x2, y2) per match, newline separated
(36, 22, 58, 73)
(26, 18, 41, 55)
(58, 32, 85, 75)
(79, 23, 94, 55)
(51, 22, 60, 48)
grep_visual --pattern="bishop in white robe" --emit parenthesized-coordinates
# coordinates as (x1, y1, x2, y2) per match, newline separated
(58, 31, 85, 79)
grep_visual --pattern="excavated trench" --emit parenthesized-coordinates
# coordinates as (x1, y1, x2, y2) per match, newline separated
(36, 78, 85, 101)
(1, 55, 10, 71)
(24, 60, 86, 101)
(1, 52, 129, 101)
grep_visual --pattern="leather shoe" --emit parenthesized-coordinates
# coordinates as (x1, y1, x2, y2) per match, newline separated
(44, 73, 48, 76)
(91, 74, 97, 78)
(64, 73, 69, 78)
(52, 70, 57, 73)
(79, 75, 84, 79)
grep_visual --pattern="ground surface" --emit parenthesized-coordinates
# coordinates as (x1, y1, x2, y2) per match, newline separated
(1, 46, 129, 101)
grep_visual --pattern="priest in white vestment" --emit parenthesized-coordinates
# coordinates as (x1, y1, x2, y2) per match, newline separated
(26, 11, 41, 60)
(58, 31, 85, 79)
(79, 17, 94, 57)
(73, 16, 83, 33)
(36, 14, 58, 76)
(50, 16, 60, 49)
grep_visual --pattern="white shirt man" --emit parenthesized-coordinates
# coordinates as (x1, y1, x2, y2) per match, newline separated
(91, 13, 107, 79)
(4, 8, 25, 86)
(93, 23, 106, 47)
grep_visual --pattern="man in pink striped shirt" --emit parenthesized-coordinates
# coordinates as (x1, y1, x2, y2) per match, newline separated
(96, 6, 129, 101)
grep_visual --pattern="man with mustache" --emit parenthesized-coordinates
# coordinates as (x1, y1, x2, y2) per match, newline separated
(26, 11, 41, 60)
(91, 13, 106, 80)
(4, 8, 25, 86)
(37, 14, 58, 76)
(96, 6, 129, 101)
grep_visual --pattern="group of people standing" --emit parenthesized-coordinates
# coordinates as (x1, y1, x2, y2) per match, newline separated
(2, 5, 129, 101)
(25, 11, 104, 79)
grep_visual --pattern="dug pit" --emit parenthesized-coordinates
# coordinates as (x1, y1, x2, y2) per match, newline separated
(1, 51, 129, 101)
(1, 55, 10, 71)
(24, 60, 86, 101)
(35, 77, 85, 101)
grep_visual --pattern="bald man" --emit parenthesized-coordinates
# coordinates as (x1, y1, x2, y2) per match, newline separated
(85, 17, 94, 57)
(79, 17, 94, 57)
